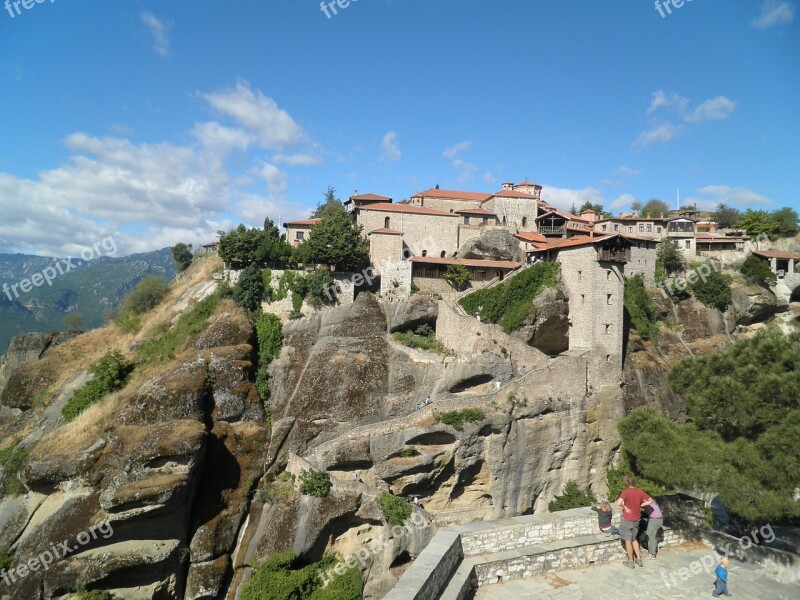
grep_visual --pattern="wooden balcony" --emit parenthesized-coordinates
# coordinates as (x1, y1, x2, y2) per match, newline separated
(597, 249, 630, 263)
(538, 226, 565, 235)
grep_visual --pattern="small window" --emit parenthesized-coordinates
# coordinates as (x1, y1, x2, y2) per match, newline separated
(685, 240, 691, 249)
(581, 294, 585, 305)
(296, 231, 304, 240)
(464, 216, 469, 225)
(607, 294, 612, 305)
(602, 224, 607, 231)
(639, 224, 644, 232)
(502, 216, 507, 225)
(522, 217, 528, 227)
(578, 270, 582, 281)
(384, 216, 390, 229)
(613, 224, 619, 232)
(440, 250, 446, 258)
(605, 324, 611, 335)
(606, 354, 611, 362)
(656, 226, 662, 234)
(422, 250, 427, 257)
(628, 226, 633, 234)
(607, 271, 611, 280)
(646, 224, 652, 233)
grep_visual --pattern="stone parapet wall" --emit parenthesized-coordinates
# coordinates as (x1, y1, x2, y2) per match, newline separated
(382, 529, 464, 600)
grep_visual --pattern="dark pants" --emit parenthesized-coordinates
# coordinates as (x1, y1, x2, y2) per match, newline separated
(713, 578, 730, 596)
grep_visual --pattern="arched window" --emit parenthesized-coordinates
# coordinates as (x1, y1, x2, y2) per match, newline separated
(384, 216, 390, 229)
(522, 217, 527, 227)
(422, 250, 427, 257)
(502, 216, 507, 225)
(440, 250, 446, 258)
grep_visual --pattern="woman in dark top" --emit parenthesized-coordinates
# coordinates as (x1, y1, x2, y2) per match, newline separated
(591, 498, 619, 535)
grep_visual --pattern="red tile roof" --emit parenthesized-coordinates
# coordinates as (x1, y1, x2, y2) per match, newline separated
(527, 234, 614, 253)
(348, 193, 392, 202)
(411, 256, 522, 269)
(753, 250, 800, 260)
(493, 189, 539, 199)
(514, 232, 548, 244)
(537, 209, 589, 223)
(368, 227, 403, 235)
(359, 203, 458, 217)
(455, 208, 497, 216)
(284, 218, 322, 227)
(412, 189, 493, 203)
(516, 180, 541, 187)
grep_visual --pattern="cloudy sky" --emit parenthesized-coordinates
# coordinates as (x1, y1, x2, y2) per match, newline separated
(1, 0, 798, 257)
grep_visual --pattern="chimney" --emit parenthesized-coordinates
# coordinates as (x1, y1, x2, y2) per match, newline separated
(502, 182, 513, 191)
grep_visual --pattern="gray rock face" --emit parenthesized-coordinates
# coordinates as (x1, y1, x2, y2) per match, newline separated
(0, 333, 52, 400)
(382, 296, 438, 333)
(458, 229, 521, 261)
(513, 284, 570, 354)
(731, 284, 786, 325)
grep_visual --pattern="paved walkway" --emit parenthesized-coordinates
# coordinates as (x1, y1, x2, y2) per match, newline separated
(475, 543, 799, 599)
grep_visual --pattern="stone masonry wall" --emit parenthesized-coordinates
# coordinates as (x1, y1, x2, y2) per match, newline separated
(358, 210, 460, 258)
(380, 260, 412, 301)
(628, 240, 658, 285)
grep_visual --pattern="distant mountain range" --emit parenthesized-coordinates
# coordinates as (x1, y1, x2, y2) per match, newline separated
(0, 248, 177, 354)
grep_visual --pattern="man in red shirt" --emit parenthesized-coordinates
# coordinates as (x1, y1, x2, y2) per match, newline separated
(615, 474, 652, 568)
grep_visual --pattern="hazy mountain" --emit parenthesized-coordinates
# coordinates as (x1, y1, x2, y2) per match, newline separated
(0, 248, 177, 353)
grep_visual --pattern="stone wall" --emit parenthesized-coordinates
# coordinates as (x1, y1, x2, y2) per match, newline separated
(380, 260, 412, 301)
(555, 247, 624, 386)
(488, 196, 539, 231)
(370, 232, 404, 269)
(628, 240, 659, 285)
(383, 529, 464, 600)
(358, 210, 460, 259)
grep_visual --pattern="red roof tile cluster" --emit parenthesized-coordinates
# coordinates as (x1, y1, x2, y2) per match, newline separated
(368, 227, 403, 235)
(348, 193, 392, 202)
(359, 203, 458, 217)
(527, 234, 614, 253)
(493, 189, 539, 199)
(412, 189, 493, 203)
(514, 231, 548, 244)
(753, 250, 800, 260)
(283, 218, 322, 227)
(516, 180, 541, 187)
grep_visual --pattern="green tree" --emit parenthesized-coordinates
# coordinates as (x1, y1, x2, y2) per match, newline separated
(740, 254, 777, 287)
(255, 311, 282, 404)
(657, 240, 684, 275)
(639, 199, 670, 218)
(299, 470, 331, 497)
(234, 264, 265, 312)
(631, 200, 643, 212)
(578, 201, 609, 217)
(378, 492, 413, 526)
(312, 186, 345, 219)
(736, 209, 772, 237)
(64, 313, 83, 332)
(120, 276, 169, 315)
(548, 480, 597, 512)
(304, 270, 337, 307)
(713, 204, 741, 229)
(624, 276, 660, 341)
(443, 264, 470, 290)
(62, 350, 134, 422)
(306, 210, 369, 271)
(218, 222, 292, 267)
(256, 218, 293, 265)
(769, 207, 799, 237)
(688, 269, 732, 312)
(171, 242, 193, 271)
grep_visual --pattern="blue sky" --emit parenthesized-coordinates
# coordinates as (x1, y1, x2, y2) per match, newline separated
(0, 0, 798, 256)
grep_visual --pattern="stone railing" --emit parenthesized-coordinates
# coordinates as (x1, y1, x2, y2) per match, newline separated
(385, 506, 694, 600)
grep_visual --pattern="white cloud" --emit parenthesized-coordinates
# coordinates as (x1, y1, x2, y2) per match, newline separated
(272, 153, 321, 167)
(483, 171, 496, 185)
(452, 159, 477, 184)
(684, 185, 773, 210)
(192, 121, 252, 155)
(541, 185, 636, 216)
(615, 166, 642, 177)
(685, 96, 736, 122)
(257, 162, 288, 195)
(200, 82, 305, 150)
(751, 0, 795, 29)
(442, 141, 473, 160)
(381, 131, 402, 161)
(139, 11, 170, 58)
(633, 123, 683, 150)
(646, 90, 689, 116)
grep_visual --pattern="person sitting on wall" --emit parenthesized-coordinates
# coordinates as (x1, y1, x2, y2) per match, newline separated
(591, 498, 619, 536)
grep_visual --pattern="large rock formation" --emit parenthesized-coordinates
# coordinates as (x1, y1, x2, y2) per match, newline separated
(458, 229, 522, 262)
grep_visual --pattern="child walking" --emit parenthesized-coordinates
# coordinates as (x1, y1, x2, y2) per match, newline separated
(712, 556, 731, 597)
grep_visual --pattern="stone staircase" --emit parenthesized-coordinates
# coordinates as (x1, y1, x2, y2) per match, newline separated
(386, 507, 688, 600)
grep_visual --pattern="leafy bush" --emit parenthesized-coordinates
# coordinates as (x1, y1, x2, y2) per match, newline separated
(255, 311, 282, 404)
(0, 445, 31, 497)
(119, 275, 169, 316)
(688, 269, 732, 311)
(306, 210, 370, 271)
(458, 262, 559, 333)
(74, 588, 114, 600)
(260, 471, 296, 503)
(547, 480, 597, 512)
(740, 254, 777, 287)
(218, 220, 292, 267)
(443, 264, 470, 290)
(436, 408, 485, 431)
(135, 292, 220, 364)
(657, 240, 684, 275)
(392, 324, 446, 353)
(171, 243, 193, 272)
(241, 551, 361, 600)
(0, 547, 12, 570)
(299, 469, 331, 498)
(261, 268, 274, 301)
(305, 270, 337, 307)
(624, 275, 660, 341)
(62, 350, 134, 422)
(379, 492, 413, 526)
(234, 264, 265, 312)
(398, 448, 420, 458)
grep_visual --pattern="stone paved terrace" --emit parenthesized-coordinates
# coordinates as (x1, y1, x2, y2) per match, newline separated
(475, 542, 800, 599)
